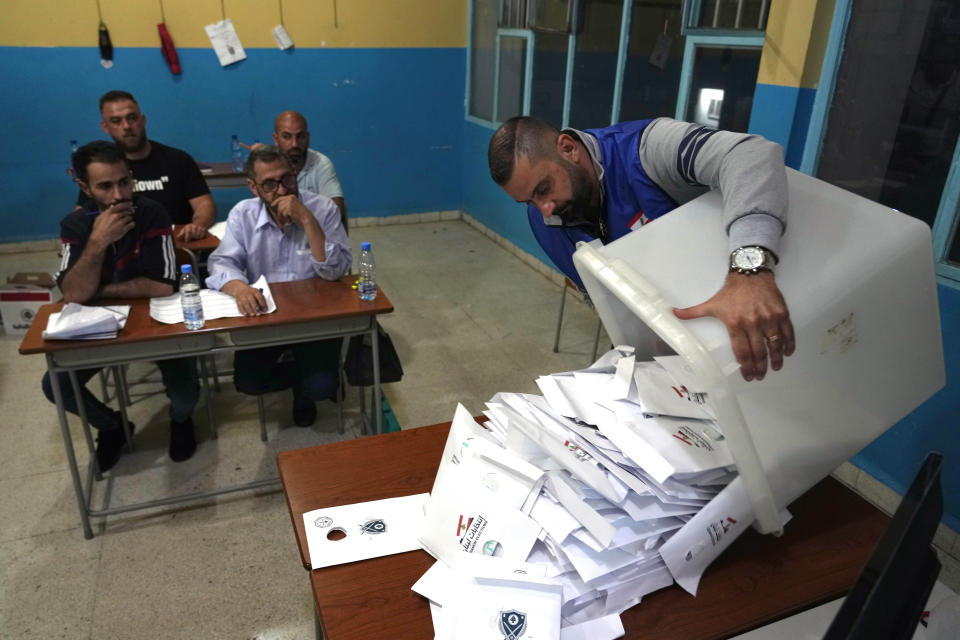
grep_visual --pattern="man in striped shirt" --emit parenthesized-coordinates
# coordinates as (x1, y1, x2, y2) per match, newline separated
(42, 141, 199, 471)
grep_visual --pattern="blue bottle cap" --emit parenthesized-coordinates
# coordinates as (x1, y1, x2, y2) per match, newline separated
(361, 242, 371, 251)
(180, 264, 192, 273)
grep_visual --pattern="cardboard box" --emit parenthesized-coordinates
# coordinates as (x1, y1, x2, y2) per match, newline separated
(1, 273, 56, 335)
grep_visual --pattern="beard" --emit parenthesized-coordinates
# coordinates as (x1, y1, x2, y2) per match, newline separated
(554, 161, 600, 229)
(117, 131, 148, 154)
(284, 147, 305, 166)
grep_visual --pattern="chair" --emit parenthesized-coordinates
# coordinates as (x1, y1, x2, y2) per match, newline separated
(247, 346, 347, 441)
(553, 277, 603, 364)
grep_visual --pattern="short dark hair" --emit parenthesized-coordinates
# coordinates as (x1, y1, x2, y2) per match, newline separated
(99, 90, 138, 112)
(245, 145, 292, 179)
(72, 140, 128, 183)
(488, 116, 561, 185)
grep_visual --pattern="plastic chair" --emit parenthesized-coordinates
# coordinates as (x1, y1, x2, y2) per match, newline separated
(553, 277, 602, 364)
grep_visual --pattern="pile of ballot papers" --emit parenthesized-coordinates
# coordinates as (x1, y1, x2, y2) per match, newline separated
(412, 346, 746, 639)
(42, 303, 130, 340)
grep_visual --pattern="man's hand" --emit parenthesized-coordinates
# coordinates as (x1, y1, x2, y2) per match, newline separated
(673, 271, 795, 382)
(90, 201, 136, 248)
(273, 194, 316, 229)
(222, 280, 267, 316)
(176, 223, 208, 242)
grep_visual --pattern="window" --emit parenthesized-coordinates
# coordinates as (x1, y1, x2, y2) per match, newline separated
(467, 0, 767, 132)
(810, 0, 960, 283)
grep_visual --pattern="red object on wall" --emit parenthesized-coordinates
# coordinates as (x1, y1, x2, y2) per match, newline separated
(158, 23, 181, 74)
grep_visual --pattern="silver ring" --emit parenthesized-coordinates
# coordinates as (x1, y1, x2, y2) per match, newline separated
(765, 334, 782, 343)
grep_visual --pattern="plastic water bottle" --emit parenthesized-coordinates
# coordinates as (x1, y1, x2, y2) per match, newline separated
(231, 135, 244, 172)
(179, 264, 205, 330)
(357, 242, 377, 301)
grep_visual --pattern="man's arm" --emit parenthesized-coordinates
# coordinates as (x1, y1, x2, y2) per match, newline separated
(60, 204, 136, 304)
(638, 118, 794, 381)
(100, 277, 173, 299)
(274, 195, 351, 280)
(332, 196, 348, 228)
(205, 209, 251, 291)
(176, 194, 217, 242)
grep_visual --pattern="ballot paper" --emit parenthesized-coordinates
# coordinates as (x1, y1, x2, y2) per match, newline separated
(207, 221, 227, 240)
(42, 304, 130, 340)
(205, 19, 246, 66)
(302, 493, 429, 569)
(149, 275, 276, 324)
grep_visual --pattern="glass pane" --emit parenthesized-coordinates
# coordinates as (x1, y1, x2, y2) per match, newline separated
(569, 0, 624, 129)
(684, 45, 761, 133)
(501, 0, 530, 28)
(619, 0, 684, 121)
(497, 36, 528, 121)
(530, 32, 568, 125)
(816, 0, 960, 229)
(470, 0, 498, 120)
(697, 0, 769, 30)
(529, 0, 571, 32)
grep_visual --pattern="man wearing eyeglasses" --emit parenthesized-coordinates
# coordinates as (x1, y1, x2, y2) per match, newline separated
(90, 90, 216, 242)
(205, 146, 351, 426)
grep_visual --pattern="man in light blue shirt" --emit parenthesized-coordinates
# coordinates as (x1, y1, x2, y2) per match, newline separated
(206, 146, 351, 426)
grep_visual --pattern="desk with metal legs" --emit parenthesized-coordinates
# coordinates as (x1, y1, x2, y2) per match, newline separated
(19, 276, 393, 539)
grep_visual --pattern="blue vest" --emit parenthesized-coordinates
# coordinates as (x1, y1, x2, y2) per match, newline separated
(527, 120, 678, 288)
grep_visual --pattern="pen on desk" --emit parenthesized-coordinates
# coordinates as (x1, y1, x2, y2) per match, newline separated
(257, 287, 266, 312)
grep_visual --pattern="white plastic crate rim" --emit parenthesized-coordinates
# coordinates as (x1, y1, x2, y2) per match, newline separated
(572, 168, 945, 535)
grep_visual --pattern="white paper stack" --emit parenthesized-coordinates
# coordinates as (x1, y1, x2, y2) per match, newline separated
(42, 303, 130, 340)
(413, 347, 747, 638)
(149, 275, 277, 324)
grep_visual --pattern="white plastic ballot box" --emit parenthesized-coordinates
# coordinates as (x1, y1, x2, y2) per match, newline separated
(572, 168, 945, 536)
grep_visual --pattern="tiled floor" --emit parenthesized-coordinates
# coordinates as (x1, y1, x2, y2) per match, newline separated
(1, 218, 956, 639)
(0, 219, 606, 639)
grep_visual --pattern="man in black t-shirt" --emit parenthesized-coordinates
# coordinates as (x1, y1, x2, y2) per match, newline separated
(47, 141, 200, 471)
(89, 90, 216, 241)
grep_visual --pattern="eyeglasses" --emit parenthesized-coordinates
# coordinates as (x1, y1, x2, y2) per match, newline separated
(256, 174, 298, 193)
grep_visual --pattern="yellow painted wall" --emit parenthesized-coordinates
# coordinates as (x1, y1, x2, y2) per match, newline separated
(0, 0, 467, 48)
(759, 0, 835, 88)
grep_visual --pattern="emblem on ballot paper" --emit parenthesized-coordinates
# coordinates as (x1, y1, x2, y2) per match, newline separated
(314, 516, 333, 528)
(361, 519, 386, 534)
(499, 610, 527, 640)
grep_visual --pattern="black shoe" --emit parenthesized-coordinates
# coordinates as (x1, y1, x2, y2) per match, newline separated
(292, 395, 317, 427)
(169, 417, 197, 462)
(96, 422, 135, 472)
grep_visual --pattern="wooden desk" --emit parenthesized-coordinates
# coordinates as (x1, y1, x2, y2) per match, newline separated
(277, 422, 891, 640)
(173, 224, 220, 253)
(199, 162, 247, 189)
(21, 277, 393, 539)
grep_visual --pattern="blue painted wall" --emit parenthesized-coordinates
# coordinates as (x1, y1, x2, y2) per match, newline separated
(750, 83, 818, 169)
(0, 46, 465, 242)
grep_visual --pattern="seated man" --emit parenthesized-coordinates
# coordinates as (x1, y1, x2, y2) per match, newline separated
(205, 146, 351, 426)
(86, 90, 216, 242)
(270, 110, 348, 226)
(43, 141, 199, 471)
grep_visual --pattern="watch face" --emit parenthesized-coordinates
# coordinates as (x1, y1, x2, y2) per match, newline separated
(734, 247, 764, 270)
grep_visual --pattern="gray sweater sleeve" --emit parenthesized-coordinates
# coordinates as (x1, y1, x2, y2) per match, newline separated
(638, 117, 788, 256)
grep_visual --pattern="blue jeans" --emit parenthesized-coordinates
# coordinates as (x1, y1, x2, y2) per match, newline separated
(233, 339, 342, 401)
(42, 357, 199, 431)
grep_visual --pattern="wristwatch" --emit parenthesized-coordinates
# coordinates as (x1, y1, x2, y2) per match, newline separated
(729, 246, 777, 275)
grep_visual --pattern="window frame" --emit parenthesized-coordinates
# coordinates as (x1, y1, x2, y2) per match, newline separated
(674, 34, 765, 124)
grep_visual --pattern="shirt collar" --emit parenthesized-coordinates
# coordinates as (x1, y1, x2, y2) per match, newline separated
(253, 200, 279, 231)
(562, 127, 605, 205)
